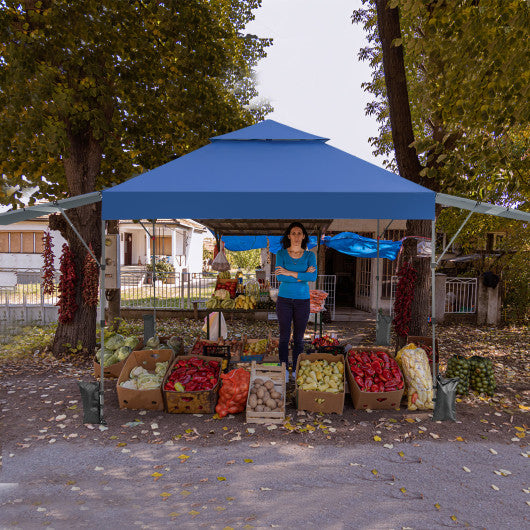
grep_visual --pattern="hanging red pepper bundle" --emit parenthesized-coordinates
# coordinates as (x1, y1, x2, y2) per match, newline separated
(393, 262, 417, 338)
(57, 243, 78, 323)
(82, 244, 99, 307)
(41, 231, 56, 295)
(215, 368, 250, 418)
(348, 349, 404, 392)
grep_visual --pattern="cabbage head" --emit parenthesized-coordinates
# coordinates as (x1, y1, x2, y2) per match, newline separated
(155, 361, 169, 377)
(104, 334, 125, 351)
(144, 336, 160, 350)
(124, 336, 139, 350)
(95, 347, 113, 362)
(103, 353, 118, 367)
(130, 366, 149, 378)
(120, 379, 138, 390)
(115, 346, 132, 361)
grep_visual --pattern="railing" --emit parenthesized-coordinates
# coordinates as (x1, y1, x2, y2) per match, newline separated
(445, 277, 477, 314)
(269, 274, 337, 321)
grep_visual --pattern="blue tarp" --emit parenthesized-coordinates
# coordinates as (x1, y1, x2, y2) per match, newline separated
(102, 120, 436, 221)
(222, 232, 402, 260)
(322, 232, 402, 260)
(222, 235, 318, 254)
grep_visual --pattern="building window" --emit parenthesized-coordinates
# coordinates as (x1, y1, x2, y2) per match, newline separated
(0, 231, 45, 253)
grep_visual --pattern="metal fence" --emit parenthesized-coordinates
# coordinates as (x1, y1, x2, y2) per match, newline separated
(445, 277, 477, 314)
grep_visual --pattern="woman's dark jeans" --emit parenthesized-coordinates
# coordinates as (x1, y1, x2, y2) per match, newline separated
(276, 296, 310, 370)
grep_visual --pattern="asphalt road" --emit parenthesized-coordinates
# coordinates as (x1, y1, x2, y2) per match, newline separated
(1, 439, 528, 529)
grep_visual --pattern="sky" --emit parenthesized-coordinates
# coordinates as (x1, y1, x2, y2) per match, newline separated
(245, 0, 383, 167)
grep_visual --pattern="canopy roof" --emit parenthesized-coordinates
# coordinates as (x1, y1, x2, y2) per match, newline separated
(102, 120, 436, 222)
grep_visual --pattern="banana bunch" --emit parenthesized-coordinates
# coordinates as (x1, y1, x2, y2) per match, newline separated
(235, 294, 257, 310)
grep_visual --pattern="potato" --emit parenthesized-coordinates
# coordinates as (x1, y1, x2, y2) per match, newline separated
(270, 391, 281, 400)
(253, 378, 264, 386)
(255, 405, 264, 412)
(262, 390, 270, 401)
(265, 398, 276, 409)
(263, 406, 271, 412)
(276, 398, 283, 408)
(248, 394, 257, 409)
(257, 398, 263, 405)
(264, 380, 274, 390)
(256, 387, 265, 399)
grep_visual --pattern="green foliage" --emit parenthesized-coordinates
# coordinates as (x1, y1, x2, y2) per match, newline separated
(353, 0, 530, 202)
(0, 1, 271, 207)
(225, 248, 261, 271)
(0, 323, 56, 360)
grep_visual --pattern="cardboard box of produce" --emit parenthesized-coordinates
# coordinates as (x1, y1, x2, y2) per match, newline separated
(116, 349, 174, 410)
(162, 355, 223, 414)
(295, 353, 345, 414)
(346, 348, 403, 410)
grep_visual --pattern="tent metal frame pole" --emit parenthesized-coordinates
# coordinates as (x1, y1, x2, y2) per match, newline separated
(431, 218, 437, 384)
(99, 219, 107, 424)
(436, 207, 477, 266)
(152, 220, 156, 332)
(58, 208, 100, 265)
(375, 219, 380, 318)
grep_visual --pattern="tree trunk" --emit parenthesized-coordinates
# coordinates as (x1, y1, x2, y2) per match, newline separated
(49, 128, 103, 358)
(106, 219, 121, 330)
(375, 0, 433, 346)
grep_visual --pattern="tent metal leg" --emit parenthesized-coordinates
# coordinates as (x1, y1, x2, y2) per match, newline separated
(375, 219, 380, 317)
(152, 221, 156, 333)
(431, 219, 437, 384)
(99, 219, 106, 424)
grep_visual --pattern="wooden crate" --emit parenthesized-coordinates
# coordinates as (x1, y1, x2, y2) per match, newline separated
(246, 362, 286, 424)
(162, 355, 223, 414)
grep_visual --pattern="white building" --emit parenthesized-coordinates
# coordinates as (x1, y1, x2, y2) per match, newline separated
(0, 217, 208, 274)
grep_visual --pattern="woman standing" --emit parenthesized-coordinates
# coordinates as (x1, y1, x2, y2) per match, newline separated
(275, 222, 317, 382)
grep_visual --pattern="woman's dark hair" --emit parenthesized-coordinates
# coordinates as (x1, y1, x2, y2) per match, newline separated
(281, 222, 309, 249)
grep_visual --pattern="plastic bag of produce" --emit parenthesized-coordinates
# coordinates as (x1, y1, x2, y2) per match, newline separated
(211, 249, 230, 272)
(432, 375, 459, 421)
(202, 311, 227, 340)
(215, 368, 250, 418)
(167, 336, 184, 355)
(115, 345, 133, 362)
(446, 355, 470, 394)
(469, 355, 496, 396)
(398, 344, 434, 410)
(104, 333, 125, 351)
(124, 336, 139, 350)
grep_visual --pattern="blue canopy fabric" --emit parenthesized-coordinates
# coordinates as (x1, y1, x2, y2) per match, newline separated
(322, 232, 402, 260)
(222, 232, 402, 260)
(102, 120, 435, 221)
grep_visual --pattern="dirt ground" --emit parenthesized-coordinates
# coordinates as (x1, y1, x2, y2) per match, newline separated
(0, 323, 528, 454)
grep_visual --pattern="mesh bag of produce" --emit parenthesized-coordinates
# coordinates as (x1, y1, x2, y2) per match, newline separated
(432, 375, 459, 421)
(398, 344, 434, 410)
(215, 368, 250, 418)
(446, 355, 470, 395)
(469, 355, 496, 396)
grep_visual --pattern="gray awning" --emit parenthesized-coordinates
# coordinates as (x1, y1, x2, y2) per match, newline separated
(0, 192, 102, 225)
(436, 193, 530, 222)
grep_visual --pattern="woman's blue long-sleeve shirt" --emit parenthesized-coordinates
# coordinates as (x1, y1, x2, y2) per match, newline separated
(275, 248, 317, 299)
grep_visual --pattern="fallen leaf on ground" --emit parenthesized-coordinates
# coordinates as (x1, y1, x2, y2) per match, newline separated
(217, 476, 227, 481)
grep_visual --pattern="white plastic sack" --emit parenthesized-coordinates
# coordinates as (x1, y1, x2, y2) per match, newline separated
(202, 311, 228, 340)
(211, 250, 230, 272)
